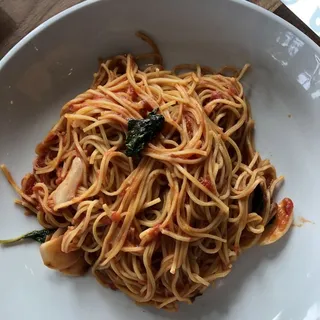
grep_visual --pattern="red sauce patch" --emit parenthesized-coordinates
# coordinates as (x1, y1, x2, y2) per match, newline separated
(185, 115, 193, 136)
(127, 85, 138, 101)
(22, 174, 36, 195)
(35, 143, 49, 155)
(141, 100, 153, 112)
(111, 211, 121, 222)
(228, 86, 238, 96)
(199, 176, 214, 192)
(277, 198, 294, 232)
(139, 109, 147, 118)
(34, 156, 46, 168)
(48, 150, 57, 160)
(283, 198, 294, 216)
(148, 224, 161, 238)
(211, 91, 223, 100)
(68, 104, 83, 113)
(120, 187, 128, 198)
(55, 167, 63, 185)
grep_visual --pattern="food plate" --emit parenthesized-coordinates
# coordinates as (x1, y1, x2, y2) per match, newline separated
(0, 0, 320, 319)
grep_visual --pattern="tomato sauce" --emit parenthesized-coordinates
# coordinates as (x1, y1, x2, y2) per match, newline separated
(199, 176, 214, 192)
(111, 211, 121, 222)
(277, 198, 293, 232)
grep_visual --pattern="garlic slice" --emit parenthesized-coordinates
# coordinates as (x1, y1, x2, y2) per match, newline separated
(40, 234, 88, 276)
(50, 157, 83, 207)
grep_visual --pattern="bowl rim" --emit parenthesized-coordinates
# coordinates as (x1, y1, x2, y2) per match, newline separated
(0, 0, 319, 71)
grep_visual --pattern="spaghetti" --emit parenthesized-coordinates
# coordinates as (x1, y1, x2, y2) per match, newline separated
(1, 33, 293, 311)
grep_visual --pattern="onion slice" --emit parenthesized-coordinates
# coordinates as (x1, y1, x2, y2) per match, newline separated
(40, 232, 88, 276)
(50, 157, 83, 207)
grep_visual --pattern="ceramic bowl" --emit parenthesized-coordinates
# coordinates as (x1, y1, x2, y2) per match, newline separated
(0, 1, 319, 319)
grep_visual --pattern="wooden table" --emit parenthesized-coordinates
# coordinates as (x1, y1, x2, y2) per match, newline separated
(0, 0, 318, 59)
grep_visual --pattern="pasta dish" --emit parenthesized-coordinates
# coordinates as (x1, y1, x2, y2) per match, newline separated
(0, 33, 293, 311)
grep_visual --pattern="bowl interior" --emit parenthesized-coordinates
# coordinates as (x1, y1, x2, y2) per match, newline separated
(0, 1, 320, 320)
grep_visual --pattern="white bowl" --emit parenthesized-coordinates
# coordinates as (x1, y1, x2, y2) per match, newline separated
(0, 1, 319, 319)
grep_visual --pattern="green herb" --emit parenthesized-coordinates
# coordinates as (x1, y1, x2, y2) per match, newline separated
(0, 229, 55, 245)
(125, 109, 164, 157)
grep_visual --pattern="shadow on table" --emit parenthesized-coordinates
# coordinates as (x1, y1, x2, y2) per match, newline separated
(0, 7, 16, 45)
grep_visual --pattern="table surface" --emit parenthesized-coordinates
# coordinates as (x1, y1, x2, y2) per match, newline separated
(0, 0, 319, 59)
